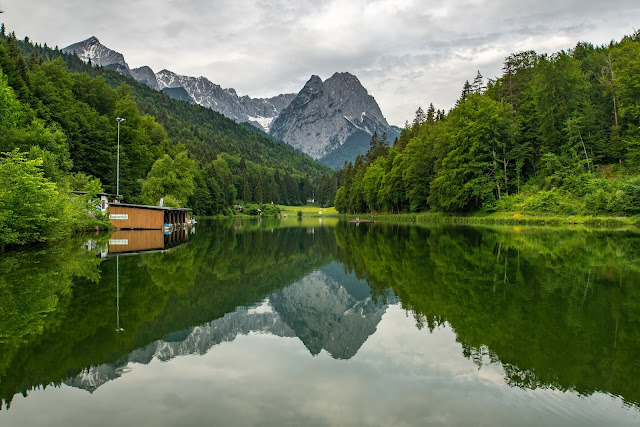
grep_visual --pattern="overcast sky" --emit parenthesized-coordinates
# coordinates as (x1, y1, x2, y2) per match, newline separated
(2, 0, 640, 125)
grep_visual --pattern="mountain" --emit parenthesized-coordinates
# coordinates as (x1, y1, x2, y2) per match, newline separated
(62, 36, 132, 78)
(130, 66, 159, 90)
(270, 73, 400, 168)
(63, 37, 295, 133)
(155, 69, 295, 132)
(62, 37, 399, 167)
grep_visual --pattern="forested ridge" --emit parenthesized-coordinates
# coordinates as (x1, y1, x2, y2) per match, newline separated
(334, 30, 640, 216)
(0, 26, 335, 248)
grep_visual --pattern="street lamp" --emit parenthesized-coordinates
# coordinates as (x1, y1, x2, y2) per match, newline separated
(116, 117, 125, 201)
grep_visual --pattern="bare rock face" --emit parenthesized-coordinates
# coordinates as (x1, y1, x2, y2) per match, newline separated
(63, 37, 294, 132)
(155, 69, 295, 132)
(270, 73, 399, 166)
(131, 66, 159, 90)
(63, 36, 132, 78)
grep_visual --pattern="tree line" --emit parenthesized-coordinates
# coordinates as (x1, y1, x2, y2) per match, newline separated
(334, 31, 640, 216)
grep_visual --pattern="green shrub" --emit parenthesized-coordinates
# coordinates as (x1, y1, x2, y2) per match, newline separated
(259, 204, 281, 216)
(161, 194, 183, 208)
(582, 176, 640, 215)
(0, 150, 66, 248)
(584, 188, 608, 213)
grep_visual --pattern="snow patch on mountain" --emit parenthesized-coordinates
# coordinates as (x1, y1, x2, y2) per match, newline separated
(62, 36, 132, 78)
(247, 116, 275, 132)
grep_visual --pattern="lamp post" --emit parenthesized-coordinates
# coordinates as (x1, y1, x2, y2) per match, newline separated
(116, 117, 125, 201)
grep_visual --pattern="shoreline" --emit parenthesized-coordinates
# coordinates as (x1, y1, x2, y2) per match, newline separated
(198, 211, 639, 228)
(338, 211, 640, 227)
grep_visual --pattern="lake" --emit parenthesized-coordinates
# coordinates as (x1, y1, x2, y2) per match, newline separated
(1, 219, 639, 426)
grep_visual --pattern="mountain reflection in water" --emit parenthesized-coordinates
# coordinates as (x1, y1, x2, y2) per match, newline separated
(64, 262, 394, 393)
(1, 219, 639, 426)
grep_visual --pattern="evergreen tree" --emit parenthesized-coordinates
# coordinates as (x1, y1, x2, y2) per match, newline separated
(242, 170, 252, 202)
(254, 175, 265, 204)
(472, 70, 486, 93)
(365, 131, 389, 164)
(413, 107, 426, 128)
(460, 80, 472, 101)
(426, 103, 436, 125)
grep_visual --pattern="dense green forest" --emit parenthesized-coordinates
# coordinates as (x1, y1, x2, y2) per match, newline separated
(0, 26, 335, 248)
(334, 31, 640, 216)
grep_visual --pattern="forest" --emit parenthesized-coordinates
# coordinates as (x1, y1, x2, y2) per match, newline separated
(334, 31, 640, 216)
(0, 25, 336, 249)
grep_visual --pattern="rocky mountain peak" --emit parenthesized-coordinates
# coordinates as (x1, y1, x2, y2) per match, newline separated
(305, 75, 323, 89)
(153, 69, 295, 131)
(269, 72, 397, 165)
(130, 66, 159, 90)
(329, 71, 358, 82)
(62, 36, 397, 165)
(63, 36, 132, 78)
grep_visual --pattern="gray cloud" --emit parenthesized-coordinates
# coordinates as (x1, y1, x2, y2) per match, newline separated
(2, 0, 639, 124)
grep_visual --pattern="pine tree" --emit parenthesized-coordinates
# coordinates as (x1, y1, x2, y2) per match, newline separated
(366, 131, 389, 164)
(0, 23, 5, 37)
(460, 80, 472, 101)
(426, 103, 436, 125)
(254, 175, 265, 204)
(413, 107, 426, 128)
(242, 171, 252, 202)
(472, 70, 486, 93)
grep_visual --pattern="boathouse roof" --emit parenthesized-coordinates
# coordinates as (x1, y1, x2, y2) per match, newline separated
(112, 203, 192, 212)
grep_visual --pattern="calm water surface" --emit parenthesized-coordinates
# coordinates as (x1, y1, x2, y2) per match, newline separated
(1, 219, 639, 426)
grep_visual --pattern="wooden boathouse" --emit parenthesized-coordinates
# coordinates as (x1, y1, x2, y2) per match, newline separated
(108, 203, 192, 230)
